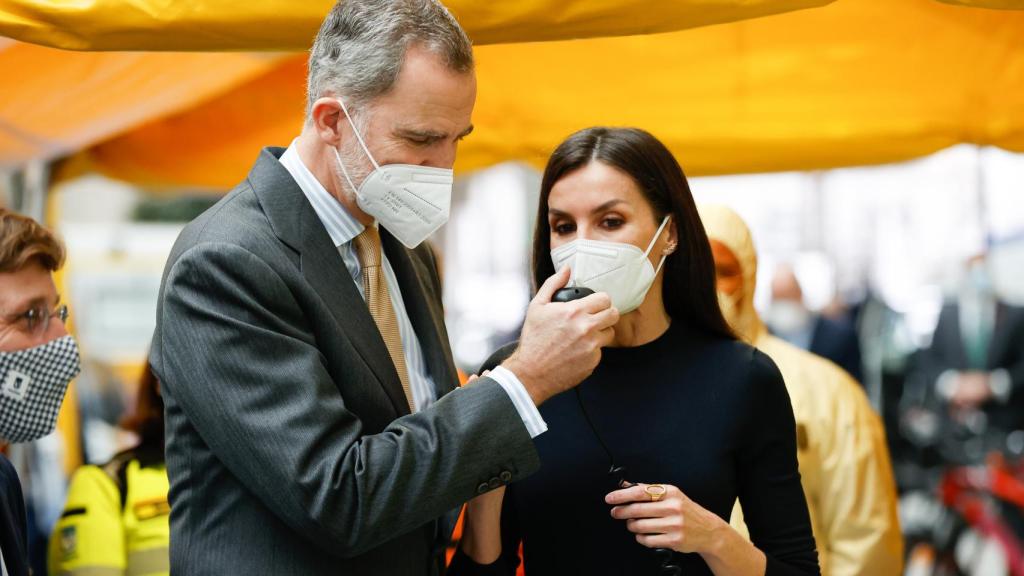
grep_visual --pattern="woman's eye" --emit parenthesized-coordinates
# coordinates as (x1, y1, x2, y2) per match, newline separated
(602, 218, 624, 229)
(553, 222, 576, 235)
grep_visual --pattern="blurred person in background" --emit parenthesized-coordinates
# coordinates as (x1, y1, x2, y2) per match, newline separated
(768, 264, 864, 383)
(919, 253, 1024, 439)
(49, 361, 169, 576)
(700, 204, 903, 576)
(0, 208, 81, 576)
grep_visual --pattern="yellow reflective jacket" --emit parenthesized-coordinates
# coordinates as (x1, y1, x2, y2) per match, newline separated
(699, 204, 904, 576)
(49, 452, 170, 576)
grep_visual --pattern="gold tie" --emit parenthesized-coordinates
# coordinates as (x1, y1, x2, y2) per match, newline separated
(353, 226, 415, 412)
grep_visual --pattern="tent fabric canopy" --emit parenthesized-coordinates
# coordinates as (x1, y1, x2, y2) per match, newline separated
(0, 42, 285, 167)
(2, 0, 1024, 186)
(0, 0, 834, 51)
(937, 0, 1024, 7)
(70, 0, 1024, 189)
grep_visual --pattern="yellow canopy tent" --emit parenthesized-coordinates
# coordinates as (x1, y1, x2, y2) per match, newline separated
(0, 43, 287, 167)
(0, 0, 834, 170)
(67, 0, 1024, 188)
(939, 0, 1024, 6)
(2, 0, 1023, 184)
(0, 0, 834, 51)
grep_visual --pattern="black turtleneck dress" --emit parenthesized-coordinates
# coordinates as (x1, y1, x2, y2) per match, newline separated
(449, 321, 819, 576)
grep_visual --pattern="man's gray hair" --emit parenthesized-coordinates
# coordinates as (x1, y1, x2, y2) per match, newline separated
(306, 0, 474, 122)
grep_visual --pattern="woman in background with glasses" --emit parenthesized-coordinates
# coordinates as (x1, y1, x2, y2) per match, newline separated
(449, 128, 818, 576)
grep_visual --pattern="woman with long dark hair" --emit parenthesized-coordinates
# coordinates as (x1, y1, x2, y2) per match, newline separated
(450, 128, 818, 575)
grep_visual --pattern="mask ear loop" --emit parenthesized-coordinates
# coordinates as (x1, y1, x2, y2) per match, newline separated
(336, 97, 381, 171)
(643, 215, 672, 277)
(332, 97, 383, 197)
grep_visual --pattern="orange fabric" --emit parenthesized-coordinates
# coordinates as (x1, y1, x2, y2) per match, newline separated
(75, 0, 1024, 188)
(936, 0, 1024, 7)
(73, 56, 307, 189)
(445, 507, 464, 566)
(0, 41, 286, 168)
(0, 0, 834, 51)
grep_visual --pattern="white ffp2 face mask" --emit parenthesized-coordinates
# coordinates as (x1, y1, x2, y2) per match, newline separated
(766, 300, 813, 337)
(0, 335, 81, 444)
(332, 98, 453, 249)
(550, 216, 671, 314)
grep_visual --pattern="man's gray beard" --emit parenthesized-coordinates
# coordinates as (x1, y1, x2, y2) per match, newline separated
(334, 138, 373, 204)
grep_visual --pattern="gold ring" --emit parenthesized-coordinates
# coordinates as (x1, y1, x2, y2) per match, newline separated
(645, 484, 667, 502)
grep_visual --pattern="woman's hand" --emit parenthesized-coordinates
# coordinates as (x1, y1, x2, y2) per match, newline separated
(606, 483, 727, 554)
(605, 484, 767, 575)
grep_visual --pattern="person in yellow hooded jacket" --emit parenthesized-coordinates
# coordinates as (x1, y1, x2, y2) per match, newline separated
(48, 362, 169, 576)
(698, 204, 903, 576)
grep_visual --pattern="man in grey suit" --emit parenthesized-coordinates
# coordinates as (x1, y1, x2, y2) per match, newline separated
(150, 0, 619, 574)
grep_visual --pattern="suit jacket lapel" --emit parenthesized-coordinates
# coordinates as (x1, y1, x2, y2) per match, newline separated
(249, 147, 410, 417)
(381, 231, 458, 398)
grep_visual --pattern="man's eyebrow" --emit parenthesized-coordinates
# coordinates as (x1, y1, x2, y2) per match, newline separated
(395, 127, 446, 140)
(395, 124, 475, 140)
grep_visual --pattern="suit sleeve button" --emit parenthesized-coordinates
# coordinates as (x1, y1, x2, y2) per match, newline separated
(488, 477, 502, 489)
(477, 482, 489, 494)
(499, 471, 512, 482)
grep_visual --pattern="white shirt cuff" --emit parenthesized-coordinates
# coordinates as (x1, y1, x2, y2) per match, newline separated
(489, 365, 548, 438)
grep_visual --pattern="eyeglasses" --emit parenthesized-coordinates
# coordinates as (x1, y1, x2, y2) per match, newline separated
(1, 303, 69, 338)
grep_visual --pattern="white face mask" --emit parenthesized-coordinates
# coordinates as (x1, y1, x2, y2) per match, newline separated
(967, 263, 993, 295)
(550, 216, 671, 314)
(332, 98, 454, 249)
(0, 335, 81, 444)
(766, 300, 812, 337)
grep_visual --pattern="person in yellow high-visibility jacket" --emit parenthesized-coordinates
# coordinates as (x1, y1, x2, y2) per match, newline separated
(49, 363, 169, 576)
(699, 204, 903, 576)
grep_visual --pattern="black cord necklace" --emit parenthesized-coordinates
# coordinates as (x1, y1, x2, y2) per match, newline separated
(554, 287, 681, 575)
(573, 386, 682, 576)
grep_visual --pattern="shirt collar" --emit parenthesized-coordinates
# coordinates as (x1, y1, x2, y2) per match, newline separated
(279, 140, 365, 247)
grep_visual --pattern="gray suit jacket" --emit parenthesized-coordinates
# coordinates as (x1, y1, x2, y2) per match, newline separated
(150, 147, 540, 575)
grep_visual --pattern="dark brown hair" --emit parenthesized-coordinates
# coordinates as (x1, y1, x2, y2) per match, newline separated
(120, 362, 164, 455)
(0, 208, 65, 273)
(532, 127, 734, 340)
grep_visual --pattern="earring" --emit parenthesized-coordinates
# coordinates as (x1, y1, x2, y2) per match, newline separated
(663, 243, 677, 255)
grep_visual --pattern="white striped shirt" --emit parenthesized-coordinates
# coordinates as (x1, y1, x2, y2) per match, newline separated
(278, 143, 546, 437)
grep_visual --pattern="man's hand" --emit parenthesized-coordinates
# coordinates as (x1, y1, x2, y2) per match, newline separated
(502, 267, 619, 406)
(951, 371, 993, 409)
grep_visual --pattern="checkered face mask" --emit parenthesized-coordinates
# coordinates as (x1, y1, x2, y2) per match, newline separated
(0, 335, 81, 443)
